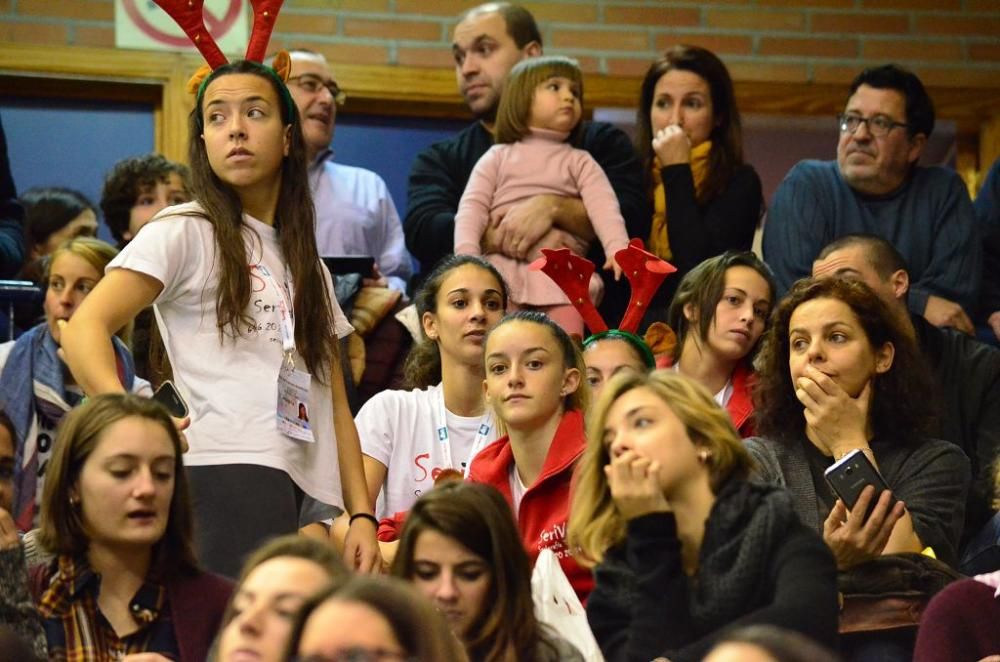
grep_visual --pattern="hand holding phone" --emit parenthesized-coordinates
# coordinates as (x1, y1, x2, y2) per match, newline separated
(152, 381, 191, 453)
(824, 449, 894, 521)
(822, 449, 907, 568)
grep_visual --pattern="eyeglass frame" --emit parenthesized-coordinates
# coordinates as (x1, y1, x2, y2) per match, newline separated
(837, 113, 911, 138)
(287, 73, 346, 106)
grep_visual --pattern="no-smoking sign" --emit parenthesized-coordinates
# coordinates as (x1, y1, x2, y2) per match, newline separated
(115, 0, 250, 55)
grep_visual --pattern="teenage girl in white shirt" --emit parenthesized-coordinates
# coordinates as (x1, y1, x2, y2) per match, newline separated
(60, 60, 378, 577)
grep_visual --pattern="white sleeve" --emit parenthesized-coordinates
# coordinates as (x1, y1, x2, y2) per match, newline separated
(107, 211, 208, 304)
(321, 260, 354, 339)
(355, 391, 396, 467)
(130, 376, 154, 398)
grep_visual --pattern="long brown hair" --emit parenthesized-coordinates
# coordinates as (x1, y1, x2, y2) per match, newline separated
(187, 60, 336, 380)
(635, 45, 746, 204)
(666, 251, 775, 364)
(753, 277, 935, 445)
(569, 370, 750, 566)
(403, 255, 508, 389)
(392, 482, 557, 661)
(38, 393, 199, 577)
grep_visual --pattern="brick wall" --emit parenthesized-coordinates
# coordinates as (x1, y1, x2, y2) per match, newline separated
(1, 0, 998, 87)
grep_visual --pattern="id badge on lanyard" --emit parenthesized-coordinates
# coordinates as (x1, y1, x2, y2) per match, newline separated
(434, 388, 493, 477)
(254, 264, 316, 443)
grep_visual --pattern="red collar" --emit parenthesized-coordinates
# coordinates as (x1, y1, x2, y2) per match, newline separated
(471, 410, 585, 493)
(727, 362, 755, 431)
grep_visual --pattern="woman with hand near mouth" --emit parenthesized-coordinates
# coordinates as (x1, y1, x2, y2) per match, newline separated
(0, 393, 231, 662)
(392, 481, 583, 661)
(747, 277, 970, 569)
(329, 255, 507, 564)
(59, 58, 378, 578)
(664, 251, 774, 436)
(469, 310, 592, 603)
(0, 237, 150, 532)
(570, 371, 838, 662)
(636, 45, 763, 313)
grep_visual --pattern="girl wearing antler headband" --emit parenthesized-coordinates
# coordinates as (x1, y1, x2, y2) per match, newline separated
(60, 1, 379, 578)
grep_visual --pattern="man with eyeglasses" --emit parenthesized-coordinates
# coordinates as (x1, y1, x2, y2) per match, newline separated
(764, 64, 980, 335)
(282, 49, 412, 293)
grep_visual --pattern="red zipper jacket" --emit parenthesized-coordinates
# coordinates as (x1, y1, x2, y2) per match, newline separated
(467, 409, 593, 604)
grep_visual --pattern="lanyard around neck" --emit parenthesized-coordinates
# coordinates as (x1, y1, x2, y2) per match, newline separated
(252, 263, 295, 356)
(433, 385, 493, 477)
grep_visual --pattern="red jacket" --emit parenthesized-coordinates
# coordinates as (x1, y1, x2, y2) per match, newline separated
(729, 362, 755, 437)
(467, 409, 593, 604)
(653, 358, 756, 437)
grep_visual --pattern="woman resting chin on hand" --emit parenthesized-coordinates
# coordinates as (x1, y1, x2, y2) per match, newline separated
(570, 371, 839, 662)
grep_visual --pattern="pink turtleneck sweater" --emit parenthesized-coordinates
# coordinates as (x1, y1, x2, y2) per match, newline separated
(454, 128, 629, 306)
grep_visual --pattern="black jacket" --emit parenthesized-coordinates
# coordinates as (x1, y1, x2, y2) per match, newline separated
(587, 481, 838, 662)
(913, 313, 1000, 541)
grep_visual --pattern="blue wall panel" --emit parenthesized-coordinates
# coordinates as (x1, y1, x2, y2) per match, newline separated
(1, 99, 155, 242)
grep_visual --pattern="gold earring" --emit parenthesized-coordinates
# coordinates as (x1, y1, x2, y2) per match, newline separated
(698, 450, 711, 463)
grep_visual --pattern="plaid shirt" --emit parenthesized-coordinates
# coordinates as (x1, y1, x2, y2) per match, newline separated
(36, 555, 180, 661)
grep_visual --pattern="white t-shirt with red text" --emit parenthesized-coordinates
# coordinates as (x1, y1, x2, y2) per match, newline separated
(357, 383, 498, 519)
(108, 202, 353, 507)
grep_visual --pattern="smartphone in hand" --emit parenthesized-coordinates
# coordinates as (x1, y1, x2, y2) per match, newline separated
(824, 449, 895, 521)
(152, 380, 189, 419)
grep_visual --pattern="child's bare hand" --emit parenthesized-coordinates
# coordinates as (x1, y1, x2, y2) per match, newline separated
(604, 256, 623, 281)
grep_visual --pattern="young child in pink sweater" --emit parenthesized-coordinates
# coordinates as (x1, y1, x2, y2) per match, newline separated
(454, 56, 628, 335)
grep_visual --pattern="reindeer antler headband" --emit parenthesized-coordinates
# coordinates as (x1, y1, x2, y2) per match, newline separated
(530, 239, 678, 366)
(153, 0, 294, 122)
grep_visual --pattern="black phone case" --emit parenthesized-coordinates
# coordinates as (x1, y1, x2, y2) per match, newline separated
(321, 256, 376, 277)
(824, 449, 893, 520)
(152, 381, 188, 419)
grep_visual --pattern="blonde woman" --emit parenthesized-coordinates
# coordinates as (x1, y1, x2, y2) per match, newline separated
(0, 237, 148, 531)
(569, 371, 838, 662)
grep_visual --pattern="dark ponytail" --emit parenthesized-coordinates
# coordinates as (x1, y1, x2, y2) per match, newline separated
(403, 255, 508, 389)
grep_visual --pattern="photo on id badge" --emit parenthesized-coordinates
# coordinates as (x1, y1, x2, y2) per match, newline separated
(277, 361, 315, 442)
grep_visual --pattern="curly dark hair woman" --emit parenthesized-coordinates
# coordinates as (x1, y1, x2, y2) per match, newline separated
(747, 277, 970, 569)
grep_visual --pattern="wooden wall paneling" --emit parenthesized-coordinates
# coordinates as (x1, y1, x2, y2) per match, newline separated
(3, 44, 1000, 174)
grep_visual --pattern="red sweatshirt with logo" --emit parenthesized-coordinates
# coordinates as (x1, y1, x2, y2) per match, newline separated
(467, 409, 593, 604)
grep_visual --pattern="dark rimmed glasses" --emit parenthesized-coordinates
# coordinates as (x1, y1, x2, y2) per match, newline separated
(838, 113, 909, 137)
(287, 73, 346, 106)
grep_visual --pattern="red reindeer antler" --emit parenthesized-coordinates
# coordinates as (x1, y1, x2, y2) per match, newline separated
(153, 0, 228, 70)
(615, 239, 677, 333)
(529, 248, 608, 334)
(246, 0, 284, 63)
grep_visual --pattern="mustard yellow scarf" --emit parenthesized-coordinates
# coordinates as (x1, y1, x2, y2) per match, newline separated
(649, 140, 712, 261)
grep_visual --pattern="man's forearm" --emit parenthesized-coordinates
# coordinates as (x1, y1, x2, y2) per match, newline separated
(552, 197, 596, 242)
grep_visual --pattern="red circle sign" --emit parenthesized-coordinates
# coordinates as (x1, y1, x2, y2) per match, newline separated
(123, 0, 243, 48)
